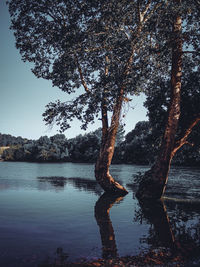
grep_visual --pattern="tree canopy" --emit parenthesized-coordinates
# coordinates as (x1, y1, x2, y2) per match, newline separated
(8, 0, 164, 131)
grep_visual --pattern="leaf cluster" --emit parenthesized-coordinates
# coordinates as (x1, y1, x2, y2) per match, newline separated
(8, 0, 167, 131)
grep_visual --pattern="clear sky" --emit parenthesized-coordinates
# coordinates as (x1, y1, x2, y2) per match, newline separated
(0, 0, 147, 140)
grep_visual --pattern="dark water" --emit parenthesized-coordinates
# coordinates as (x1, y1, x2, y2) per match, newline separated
(0, 162, 200, 266)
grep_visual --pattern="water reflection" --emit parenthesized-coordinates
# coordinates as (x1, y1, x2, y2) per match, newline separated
(1, 162, 200, 266)
(37, 176, 103, 195)
(136, 199, 176, 249)
(136, 199, 200, 259)
(95, 193, 124, 259)
(95, 191, 200, 263)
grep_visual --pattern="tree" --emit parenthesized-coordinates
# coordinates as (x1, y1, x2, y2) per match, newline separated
(143, 59, 200, 166)
(136, 0, 200, 199)
(135, 199, 200, 258)
(119, 121, 154, 165)
(8, 0, 163, 195)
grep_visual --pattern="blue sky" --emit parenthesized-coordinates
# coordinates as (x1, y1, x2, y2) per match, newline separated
(0, 0, 147, 140)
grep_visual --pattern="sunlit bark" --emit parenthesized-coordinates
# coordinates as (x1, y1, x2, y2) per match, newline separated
(172, 116, 200, 157)
(95, 86, 128, 195)
(94, 1, 165, 195)
(136, 0, 182, 200)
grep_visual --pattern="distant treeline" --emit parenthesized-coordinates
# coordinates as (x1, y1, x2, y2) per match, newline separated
(0, 121, 200, 166)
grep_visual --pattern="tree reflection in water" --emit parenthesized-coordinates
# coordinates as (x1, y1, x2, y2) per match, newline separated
(137, 199, 176, 249)
(136, 198, 200, 260)
(95, 193, 124, 259)
(95, 193, 200, 263)
(37, 176, 103, 195)
(37, 176, 200, 263)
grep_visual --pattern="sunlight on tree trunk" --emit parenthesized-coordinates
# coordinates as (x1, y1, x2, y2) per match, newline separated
(136, 0, 182, 200)
(95, 87, 128, 195)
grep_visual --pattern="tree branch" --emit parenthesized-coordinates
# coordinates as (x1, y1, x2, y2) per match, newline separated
(172, 115, 200, 156)
(143, 2, 162, 25)
(75, 54, 90, 93)
(74, 45, 111, 54)
(105, 55, 109, 76)
(101, 91, 109, 146)
(141, 0, 151, 19)
(137, 1, 143, 24)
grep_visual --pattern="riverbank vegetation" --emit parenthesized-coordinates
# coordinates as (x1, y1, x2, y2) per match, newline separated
(1, 120, 200, 166)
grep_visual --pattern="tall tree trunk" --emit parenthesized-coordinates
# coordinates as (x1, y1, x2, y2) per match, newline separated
(94, 2, 153, 195)
(95, 88, 128, 195)
(136, 1, 182, 200)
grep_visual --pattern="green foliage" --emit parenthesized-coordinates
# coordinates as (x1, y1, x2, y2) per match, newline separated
(0, 133, 29, 146)
(68, 131, 101, 162)
(7, 0, 164, 132)
(1, 135, 69, 162)
(115, 120, 200, 166)
(144, 58, 200, 165)
(141, 1, 200, 167)
(114, 121, 156, 164)
(2, 121, 200, 165)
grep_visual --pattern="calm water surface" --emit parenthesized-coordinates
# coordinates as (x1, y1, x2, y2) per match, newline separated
(0, 162, 200, 266)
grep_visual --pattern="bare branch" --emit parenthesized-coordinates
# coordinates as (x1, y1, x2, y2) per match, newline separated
(172, 115, 200, 156)
(84, 46, 109, 53)
(137, 0, 162, 26)
(143, 2, 162, 25)
(137, 1, 143, 24)
(75, 54, 90, 93)
(105, 55, 109, 76)
(92, 32, 107, 36)
(184, 141, 194, 147)
(73, 45, 111, 54)
(141, 0, 151, 19)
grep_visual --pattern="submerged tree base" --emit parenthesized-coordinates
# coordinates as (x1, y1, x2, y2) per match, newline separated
(102, 180, 128, 196)
(136, 170, 165, 200)
(95, 173, 128, 196)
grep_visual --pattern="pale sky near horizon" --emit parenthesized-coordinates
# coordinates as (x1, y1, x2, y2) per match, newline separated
(0, 0, 147, 140)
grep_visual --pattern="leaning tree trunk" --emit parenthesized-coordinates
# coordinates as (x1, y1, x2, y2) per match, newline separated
(136, 1, 182, 200)
(95, 88, 128, 195)
(95, 133, 128, 195)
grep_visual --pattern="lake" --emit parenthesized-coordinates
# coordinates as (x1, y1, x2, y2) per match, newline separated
(0, 162, 200, 266)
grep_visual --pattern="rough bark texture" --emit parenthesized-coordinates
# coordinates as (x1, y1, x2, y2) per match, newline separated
(95, 115, 128, 194)
(136, 1, 182, 200)
(95, 144, 128, 195)
(95, 84, 128, 195)
(95, 193, 123, 258)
